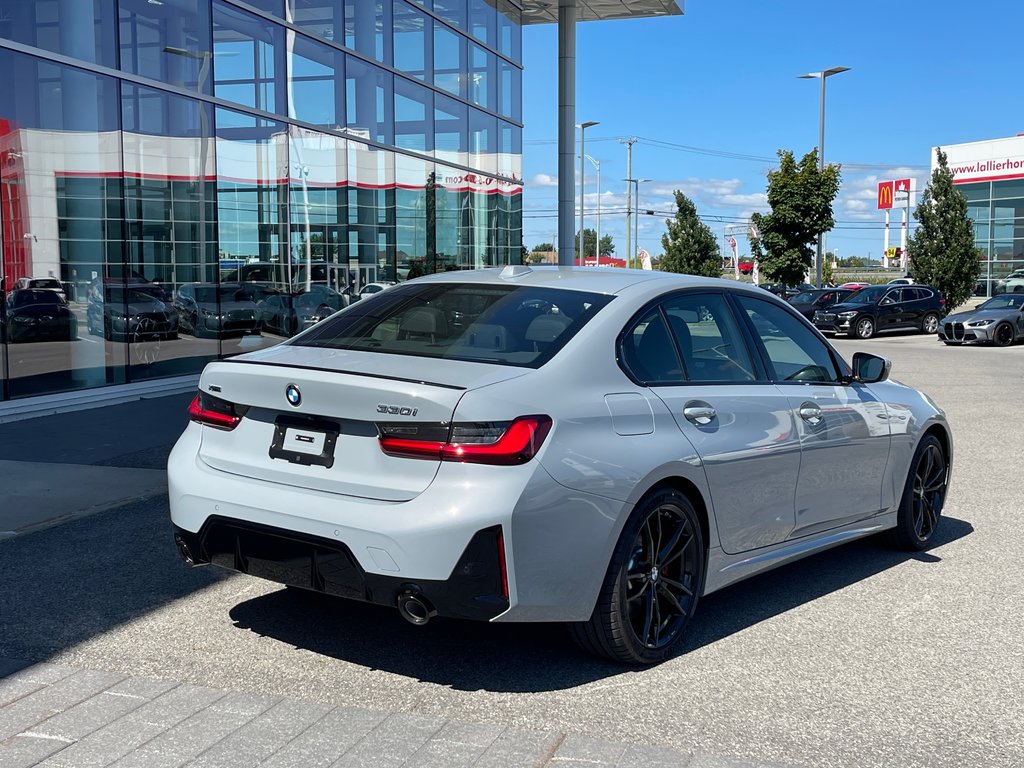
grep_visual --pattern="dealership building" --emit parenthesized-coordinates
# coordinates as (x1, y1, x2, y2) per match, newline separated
(0, 0, 682, 409)
(937, 134, 1024, 292)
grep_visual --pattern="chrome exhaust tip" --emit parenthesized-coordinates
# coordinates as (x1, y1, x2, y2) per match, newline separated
(396, 590, 436, 626)
(175, 537, 196, 566)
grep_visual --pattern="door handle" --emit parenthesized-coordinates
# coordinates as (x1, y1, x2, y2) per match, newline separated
(799, 402, 823, 425)
(683, 402, 716, 425)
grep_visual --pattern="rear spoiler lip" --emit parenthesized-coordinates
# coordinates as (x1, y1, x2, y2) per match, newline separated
(216, 357, 468, 391)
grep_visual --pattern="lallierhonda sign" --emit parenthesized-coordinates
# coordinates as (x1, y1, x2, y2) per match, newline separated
(937, 135, 1024, 184)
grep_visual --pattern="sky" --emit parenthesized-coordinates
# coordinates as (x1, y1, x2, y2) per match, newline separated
(519, 0, 1024, 263)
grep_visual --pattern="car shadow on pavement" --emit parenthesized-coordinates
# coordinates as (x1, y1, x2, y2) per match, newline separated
(0, 498, 229, 666)
(227, 516, 973, 692)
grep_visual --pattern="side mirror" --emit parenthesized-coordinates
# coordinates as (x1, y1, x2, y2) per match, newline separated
(851, 352, 891, 383)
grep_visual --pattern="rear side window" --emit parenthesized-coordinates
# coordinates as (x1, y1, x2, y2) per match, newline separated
(294, 282, 613, 367)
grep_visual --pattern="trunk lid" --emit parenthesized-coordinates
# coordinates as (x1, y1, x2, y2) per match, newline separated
(195, 346, 528, 501)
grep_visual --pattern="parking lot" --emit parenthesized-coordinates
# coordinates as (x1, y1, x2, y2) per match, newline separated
(1, 330, 1022, 768)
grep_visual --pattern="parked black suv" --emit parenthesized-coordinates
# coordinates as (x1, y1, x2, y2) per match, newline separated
(788, 288, 859, 320)
(813, 284, 945, 339)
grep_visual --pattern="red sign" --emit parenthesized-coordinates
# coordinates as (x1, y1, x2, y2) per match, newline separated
(877, 181, 894, 209)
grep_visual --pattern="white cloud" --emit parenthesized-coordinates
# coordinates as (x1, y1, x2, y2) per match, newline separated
(529, 173, 558, 187)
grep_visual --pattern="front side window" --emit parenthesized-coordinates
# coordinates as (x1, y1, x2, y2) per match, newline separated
(295, 283, 613, 367)
(737, 296, 839, 383)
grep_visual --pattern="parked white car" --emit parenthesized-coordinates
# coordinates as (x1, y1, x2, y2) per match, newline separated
(997, 269, 1024, 293)
(169, 267, 952, 664)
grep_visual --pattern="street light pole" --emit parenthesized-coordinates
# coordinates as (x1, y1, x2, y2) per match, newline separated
(624, 178, 649, 268)
(585, 154, 600, 262)
(577, 121, 598, 265)
(799, 66, 850, 288)
(620, 137, 636, 267)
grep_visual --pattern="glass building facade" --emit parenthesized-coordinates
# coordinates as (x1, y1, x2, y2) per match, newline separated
(0, 0, 523, 401)
(937, 136, 1024, 296)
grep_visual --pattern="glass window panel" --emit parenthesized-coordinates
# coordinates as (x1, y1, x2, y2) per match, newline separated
(244, 0, 285, 17)
(469, 0, 495, 47)
(434, 0, 466, 29)
(498, 58, 521, 121)
(394, 78, 432, 153)
(434, 92, 467, 158)
(958, 182, 990, 202)
(469, 44, 494, 111)
(470, 109, 496, 174)
(286, 0, 344, 45)
(346, 56, 393, 144)
(394, 154, 430, 273)
(495, 0, 521, 61)
(287, 31, 344, 128)
(118, 0, 213, 94)
(991, 179, 1024, 199)
(0, 0, 117, 68)
(345, 0, 390, 65)
(347, 144, 394, 279)
(991, 198, 1024, 221)
(0, 48, 125, 398)
(496, 120, 520, 182)
(212, 0, 285, 116)
(393, 0, 431, 81)
(433, 24, 464, 98)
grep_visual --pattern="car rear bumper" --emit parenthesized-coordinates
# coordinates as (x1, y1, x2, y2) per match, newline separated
(168, 422, 622, 623)
(172, 517, 508, 621)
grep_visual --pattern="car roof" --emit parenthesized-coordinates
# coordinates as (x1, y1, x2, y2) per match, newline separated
(411, 266, 755, 296)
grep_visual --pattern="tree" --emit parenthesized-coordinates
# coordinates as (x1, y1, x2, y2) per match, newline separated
(907, 148, 978, 309)
(747, 149, 841, 285)
(531, 242, 554, 253)
(574, 229, 613, 261)
(658, 191, 720, 277)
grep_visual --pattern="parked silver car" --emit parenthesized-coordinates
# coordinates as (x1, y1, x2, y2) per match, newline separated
(938, 293, 1024, 346)
(169, 267, 952, 664)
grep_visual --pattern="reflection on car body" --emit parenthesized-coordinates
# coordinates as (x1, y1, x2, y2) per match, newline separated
(169, 267, 952, 666)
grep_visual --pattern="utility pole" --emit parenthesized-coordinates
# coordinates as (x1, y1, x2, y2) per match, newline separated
(620, 137, 636, 267)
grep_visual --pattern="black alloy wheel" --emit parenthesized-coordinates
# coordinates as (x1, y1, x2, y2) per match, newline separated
(921, 313, 940, 335)
(571, 488, 705, 665)
(886, 434, 947, 551)
(993, 322, 1014, 347)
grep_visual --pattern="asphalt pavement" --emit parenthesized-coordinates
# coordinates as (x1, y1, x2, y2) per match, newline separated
(0, 391, 792, 767)
(2, 331, 1022, 767)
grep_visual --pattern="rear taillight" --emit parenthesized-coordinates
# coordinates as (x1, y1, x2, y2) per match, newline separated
(187, 392, 247, 431)
(378, 415, 552, 466)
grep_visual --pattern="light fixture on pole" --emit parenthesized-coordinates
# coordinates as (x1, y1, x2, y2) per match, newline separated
(585, 154, 600, 263)
(577, 121, 599, 265)
(798, 66, 850, 288)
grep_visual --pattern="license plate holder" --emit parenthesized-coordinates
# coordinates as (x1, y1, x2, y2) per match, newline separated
(269, 414, 340, 468)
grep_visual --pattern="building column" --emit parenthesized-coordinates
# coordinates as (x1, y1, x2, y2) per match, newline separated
(557, 1, 576, 266)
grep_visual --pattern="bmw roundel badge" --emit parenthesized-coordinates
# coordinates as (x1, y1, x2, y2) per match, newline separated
(285, 383, 302, 407)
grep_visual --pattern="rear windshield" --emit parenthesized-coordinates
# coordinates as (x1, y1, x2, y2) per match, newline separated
(29, 279, 62, 290)
(293, 282, 614, 367)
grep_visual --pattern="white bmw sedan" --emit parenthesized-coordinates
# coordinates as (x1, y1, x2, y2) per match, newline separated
(169, 266, 952, 665)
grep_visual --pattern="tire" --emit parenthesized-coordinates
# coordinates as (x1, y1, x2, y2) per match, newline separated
(993, 322, 1014, 347)
(885, 434, 947, 551)
(921, 313, 940, 335)
(855, 316, 875, 339)
(569, 488, 705, 665)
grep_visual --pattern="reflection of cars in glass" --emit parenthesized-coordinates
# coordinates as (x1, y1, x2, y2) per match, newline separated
(938, 293, 1024, 346)
(87, 285, 178, 341)
(996, 269, 1024, 293)
(12, 277, 67, 305)
(175, 283, 262, 337)
(814, 284, 945, 339)
(358, 281, 397, 298)
(170, 268, 952, 665)
(3, 289, 77, 342)
(258, 285, 345, 337)
(787, 288, 857, 320)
